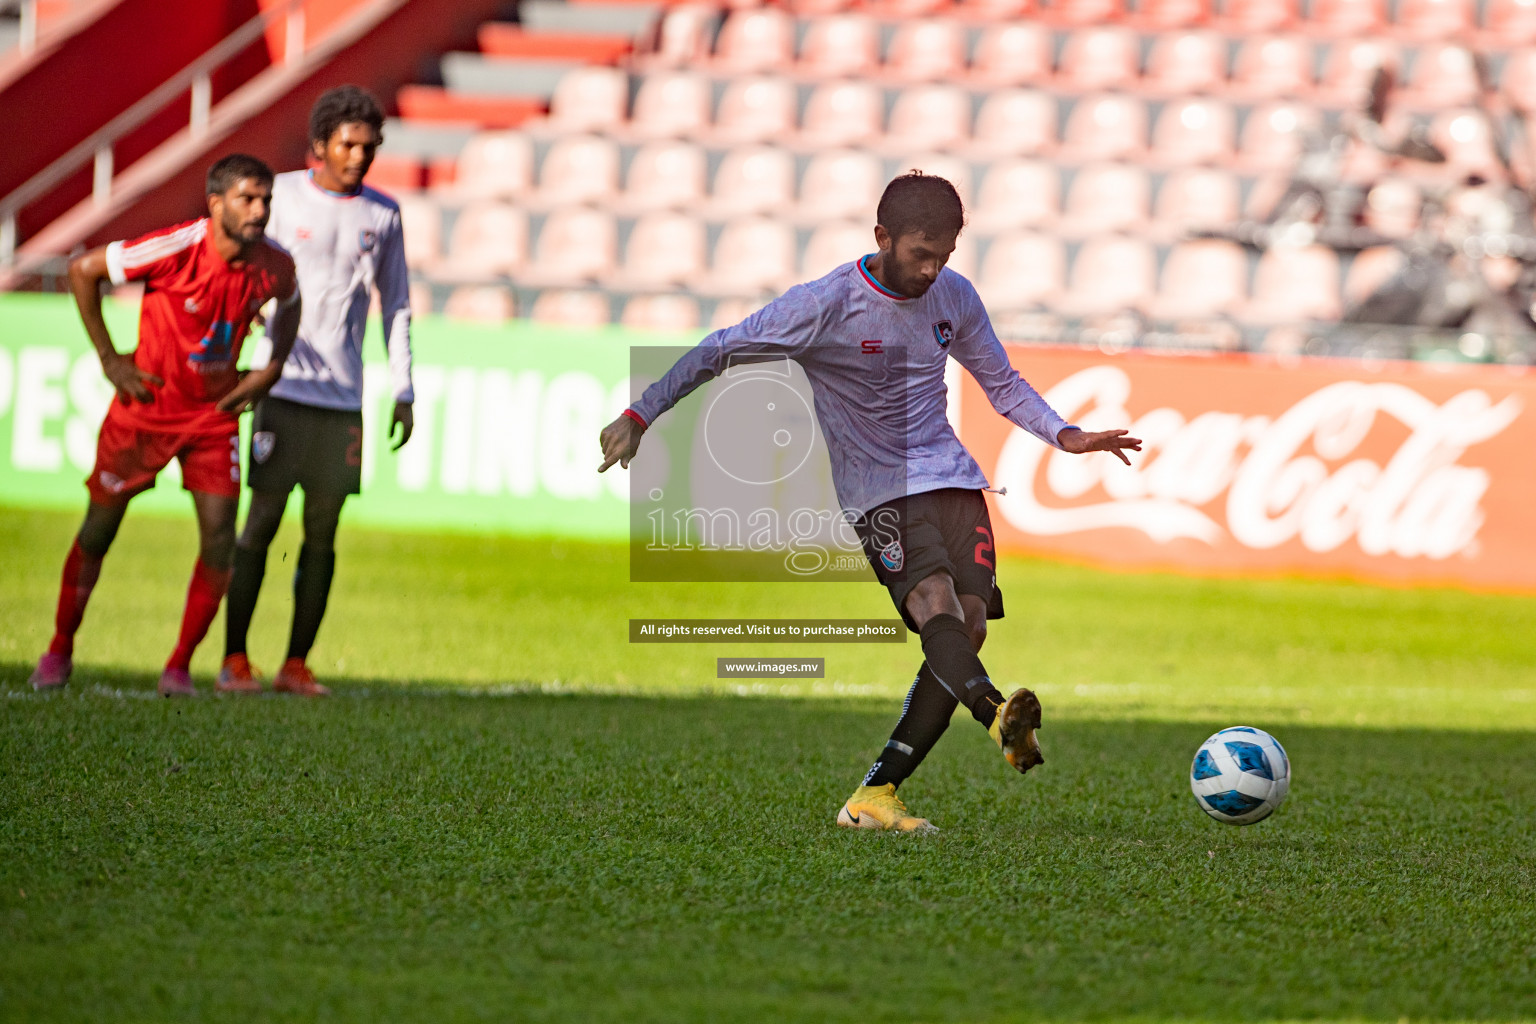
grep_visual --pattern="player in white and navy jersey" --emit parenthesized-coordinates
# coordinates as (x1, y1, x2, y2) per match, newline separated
(599, 173, 1142, 832)
(218, 86, 415, 697)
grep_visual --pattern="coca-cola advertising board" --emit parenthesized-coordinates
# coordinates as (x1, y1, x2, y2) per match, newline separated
(962, 348, 1536, 590)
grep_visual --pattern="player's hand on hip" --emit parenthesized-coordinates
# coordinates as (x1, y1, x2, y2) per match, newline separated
(215, 370, 271, 415)
(1056, 426, 1143, 466)
(102, 352, 161, 405)
(390, 402, 414, 451)
(598, 414, 643, 472)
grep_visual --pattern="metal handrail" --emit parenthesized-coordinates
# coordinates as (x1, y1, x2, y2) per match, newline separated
(0, 0, 308, 267)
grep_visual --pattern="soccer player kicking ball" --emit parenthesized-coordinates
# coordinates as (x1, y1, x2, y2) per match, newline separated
(217, 85, 415, 698)
(29, 155, 300, 697)
(599, 173, 1141, 832)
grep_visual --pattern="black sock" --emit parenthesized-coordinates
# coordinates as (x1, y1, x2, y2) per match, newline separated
(864, 662, 958, 788)
(287, 543, 335, 661)
(919, 613, 1004, 726)
(224, 544, 268, 658)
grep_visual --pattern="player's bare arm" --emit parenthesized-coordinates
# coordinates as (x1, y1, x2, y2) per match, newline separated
(598, 413, 644, 472)
(1057, 426, 1143, 466)
(67, 247, 163, 405)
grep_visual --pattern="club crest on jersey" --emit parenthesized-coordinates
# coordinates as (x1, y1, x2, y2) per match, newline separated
(184, 298, 200, 314)
(252, 431, 276, 464)
(932, 320, 955, 349)
(879, 540, 904, 572)
(359, 229, 377, 253)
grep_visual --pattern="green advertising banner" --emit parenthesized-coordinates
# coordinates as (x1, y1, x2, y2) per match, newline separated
(0, 294, 693, 538)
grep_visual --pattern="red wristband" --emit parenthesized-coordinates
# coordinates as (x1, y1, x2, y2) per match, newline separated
(622, 408, 649, 429)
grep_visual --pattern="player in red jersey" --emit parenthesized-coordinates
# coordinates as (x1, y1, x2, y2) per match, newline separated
(28, 154, 301, 697)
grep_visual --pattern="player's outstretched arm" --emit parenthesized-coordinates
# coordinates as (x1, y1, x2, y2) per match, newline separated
(598, 413, 644, 472)
(68, 248, 163, 405)
(216, 292, 302, 415)
(1056, 427, 1143, 466)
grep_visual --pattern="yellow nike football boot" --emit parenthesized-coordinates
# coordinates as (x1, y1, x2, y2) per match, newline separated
(836, 783, 938, 833)
(989, 687, 1045, 774)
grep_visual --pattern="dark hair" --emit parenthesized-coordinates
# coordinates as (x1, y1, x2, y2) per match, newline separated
(309, 84, 385, 146)
(876, 171, 965, 240)
(206, 153, 274, 195)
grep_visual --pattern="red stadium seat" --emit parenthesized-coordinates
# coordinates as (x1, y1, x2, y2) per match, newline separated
(1150, 97, 1236, 166)
(802, 221, 873, 279)
(1242, 244, 1342, 323)
(787, 0, 855, 13)
(799, 14, 881, 78)
(448, 131, 535, 201)
(1236, 101, 1319, 171)
(712, 7, 796, 74)
(619, 141, 708, 213)
(1307, 0, 1387, 34)
(799, 150, 885, 222)
(1362, 177, 1422, 239)
(1428, 109, 1503, 176)
(706, 146, 798, 217)
(1059, 163, 1151, 237)
(1133, 0, 1211, 28)
(972, 159, 1059, 233)
(712, 76, 798, 144)
(1060, 236, 1157, 315)
(630, 72, 713, 139)
(1061, 94, 1148, 161)
(1485, 0, 1536, 44)
(969, 88, 1058, 157)
(531, 135, 621, 209)
(969, 23, 1054, 87)
(1150, 239, 1248, 319)
(1048, 0, 1126, 26)
(544, 67, 629, 134)
(1343, 245, 1407, 306)
(530, 290, 612, 327)
(1058, 27, 1140, 92)
(611, 211, 708, 289)
(397, 195, 443, 271)
(1218, 0, 1297, 30)
(800, 81, 885, 147)
(520, 208, 619, 287)
(709, 296, 768, 329)
(1395, 0, 1474, 37)
(1402, 44, 1481, 109)
(866, 0, 954, 16)
(1143, 31, 1228, 96)
(958, 0, 1039, 17)
(976, 232, 1066, 309)
(644, 4, 717, 69)
(886, 85, 973, 152)
(1151, 166, 1241, 239)
(702, 216, 798, 296)
(1316, 38, 1400, 105)
(622, 294, 702, 331)
(894, 152, 973, 202)
(434, 202, 529, 280)
(1502, 49, 1536, 110)
(885, 19, 969, 82)
(1230, 35, 1314, 99)
(444, 285, 517, 323)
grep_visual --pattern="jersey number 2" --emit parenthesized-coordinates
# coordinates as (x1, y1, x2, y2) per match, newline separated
(974, 525, 994, 570)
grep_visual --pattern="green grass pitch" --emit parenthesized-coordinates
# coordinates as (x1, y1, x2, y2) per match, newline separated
(2, 504, 1535, 1023)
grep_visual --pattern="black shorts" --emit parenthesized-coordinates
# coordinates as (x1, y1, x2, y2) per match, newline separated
(247, 396, 363, 496)
(851, 487, 1005, 632)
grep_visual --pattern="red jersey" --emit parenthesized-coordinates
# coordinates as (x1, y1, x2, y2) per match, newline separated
(104, 218, 297, 433)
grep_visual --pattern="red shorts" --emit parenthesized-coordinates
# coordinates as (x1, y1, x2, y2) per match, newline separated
(87, 414, 241, 505)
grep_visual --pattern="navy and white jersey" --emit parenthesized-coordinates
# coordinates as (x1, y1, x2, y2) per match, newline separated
(255, 170, 414, 411)
(628, 257, 1073, 514)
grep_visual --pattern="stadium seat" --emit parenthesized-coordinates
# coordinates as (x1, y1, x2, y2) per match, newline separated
(619, 141, 708, 213)
(971, 159, 1059, 232)
(1236, 101, 1319, 171)
(1058, 27, 1141, 92)
(644, 3, 718, 69)
(1218, 0, 1297, 30)
(798, 149, 885, 221)
(1395, 0, 1474, 37)
(529, 289, 612, 326)
(544, 67, 629, 134)
(1150, 98, 1236, 166)
(958, 0, 1038, 16)
(530, 135, 621, 209)
(711, 76, 798, 144)
(1230, 35, 1314, 98)
(947, 234, 979, 280)
(1242, 244, 1342, 322)
(520, 207, 619, 287)
(397, 195, 443, 271)
(1061, 94, 1148, 161)
(800, 81, 885, 147)
(1428, 109, 1503, 177)
(1151, 166, 1241, 239)
(610, 211, 708, 289)
(866, 0, 952, 16)
(1047, 0, 1125, 26)
(433, 202, 529, 280)
(1362, 177, 1422, 238)
(885, 19, 969, 82)
(711, 7, 796, 73)
(621, 293, 702, 331)
(886, 85, 973, 152)
(1132, 0, 1211, 28)
(1402, 44, 1481, 109)
(1060, 236, 1157, 316)
(1150, 239, 1248, 319)
(709, 296, 767, 330)
(787, 0, 855, 14)
(975, 231, 1066, 309)
(705, 145, 798, 217)
(802, 221, 873, 279)
(969, 23, 1054, 87)
(894, 152, 973, 201)
(1502, 49, 1536, 110)
(701, 216, 798, 295)
(1059, 163, 1151, 237)
(1343, 244, 1407, 306)
(1485, 0, 1536, 44)
(1317, 38, 1400, 105)
(799, 14, 881, 78)
(1306, 0, 1387, 34)
(447, 131, 535, 201)
(443, 285, 516, 323)
(968, 88, 1058, 157)
(1143, 31, 1228, 96)
(630, 72, 713, 139)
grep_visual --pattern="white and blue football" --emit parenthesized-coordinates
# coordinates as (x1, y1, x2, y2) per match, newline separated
(1190, 726, 1291, 825)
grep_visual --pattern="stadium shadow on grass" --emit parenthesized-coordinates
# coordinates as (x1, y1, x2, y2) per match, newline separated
(3, 662, 1534, 1024)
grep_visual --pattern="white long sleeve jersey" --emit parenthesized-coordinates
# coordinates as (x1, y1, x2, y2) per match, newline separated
(259, 170, 414, 410)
